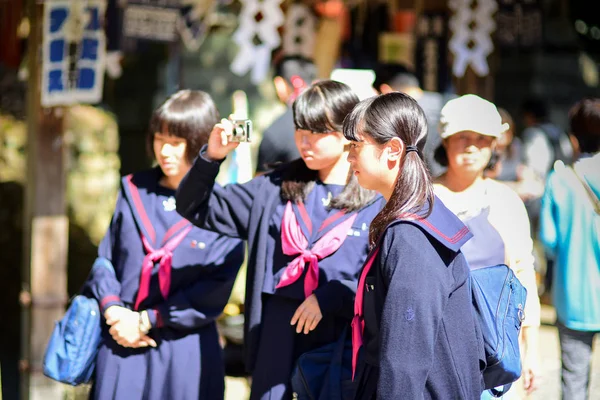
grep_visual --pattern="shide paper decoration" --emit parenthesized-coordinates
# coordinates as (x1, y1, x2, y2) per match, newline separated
(231, 0, 284, 84)
(282, 3, 316, 58)
(448, 0, 497, 77)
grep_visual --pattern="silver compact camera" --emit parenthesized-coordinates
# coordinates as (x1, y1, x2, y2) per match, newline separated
(230, 119, 252, 142)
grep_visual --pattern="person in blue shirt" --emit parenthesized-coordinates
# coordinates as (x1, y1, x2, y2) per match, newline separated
(176, 80, 385, 400)
(344, 92, 484, 399)
(84, 90, 245, 400)
(539, 97, 600, 400)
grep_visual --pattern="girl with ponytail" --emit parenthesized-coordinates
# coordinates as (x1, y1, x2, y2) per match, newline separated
(343, 92, 484, 399)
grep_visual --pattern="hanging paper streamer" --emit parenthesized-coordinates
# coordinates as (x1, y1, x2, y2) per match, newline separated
(42, 0, 107, 107)
(123, 0, 180, 42)
(496, 0, 542, 48)
(415, 12, 450, 93)
(231, 0, 284, 84)
(448, 0, 496, 77)
(282, 4, 316, 58)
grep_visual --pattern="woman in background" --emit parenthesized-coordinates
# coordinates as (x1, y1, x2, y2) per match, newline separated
(433, 94, 541, 398)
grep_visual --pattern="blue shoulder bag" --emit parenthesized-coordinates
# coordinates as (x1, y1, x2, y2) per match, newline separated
(43, 257, 115, 385)
(470, 264, 527, 398)
(291, 326, 355, 400)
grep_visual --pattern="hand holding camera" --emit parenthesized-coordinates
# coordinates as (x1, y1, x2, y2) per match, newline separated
(205, 117, 252, 161)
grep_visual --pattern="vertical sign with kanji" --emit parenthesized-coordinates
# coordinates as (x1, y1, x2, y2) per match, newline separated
(42, 0, 106, 107)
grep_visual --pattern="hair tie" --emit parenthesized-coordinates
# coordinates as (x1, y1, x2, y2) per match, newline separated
(405, 145, 419, 154)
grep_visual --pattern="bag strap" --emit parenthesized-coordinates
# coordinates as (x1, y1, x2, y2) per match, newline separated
(571, 166, 600, 215)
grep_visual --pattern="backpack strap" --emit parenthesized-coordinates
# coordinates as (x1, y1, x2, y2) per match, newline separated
(571, 165, 600, 215)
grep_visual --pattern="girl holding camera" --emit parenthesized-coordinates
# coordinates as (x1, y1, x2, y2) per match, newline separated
(176, 80, 384, 399)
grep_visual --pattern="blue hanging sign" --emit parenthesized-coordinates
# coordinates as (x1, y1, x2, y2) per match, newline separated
(42, 0, 107, 107)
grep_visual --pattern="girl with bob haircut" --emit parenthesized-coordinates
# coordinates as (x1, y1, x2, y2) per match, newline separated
(344, 92, 484, 399)
(176, 80, 385, 399)
(85, 90, 245, 400)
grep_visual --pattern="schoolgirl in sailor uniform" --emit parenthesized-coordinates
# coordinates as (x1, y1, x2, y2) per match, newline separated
(84, 90, 245, 400)
(176, 80, 385, 400)
(343, 92, 484, 399)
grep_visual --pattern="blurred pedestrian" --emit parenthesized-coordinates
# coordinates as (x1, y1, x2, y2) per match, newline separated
(433, 94, 542, 398)
(255, 55, 317, 174)
(539, 98, 600, 400)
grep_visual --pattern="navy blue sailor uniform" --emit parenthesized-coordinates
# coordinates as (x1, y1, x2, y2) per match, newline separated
(84, 168, 245, 400)
(353, 197, 485, 400)
(176, 151, 385, 400)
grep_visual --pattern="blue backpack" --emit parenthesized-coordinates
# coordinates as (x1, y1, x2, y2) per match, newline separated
(470, 264, 527, 397)
(43, 257, 114, 385)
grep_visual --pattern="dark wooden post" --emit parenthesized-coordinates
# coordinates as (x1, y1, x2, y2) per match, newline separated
(21, 0, 69, 398)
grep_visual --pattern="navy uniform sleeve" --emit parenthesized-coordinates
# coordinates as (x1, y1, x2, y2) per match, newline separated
(314, 279, 356, 319)
(84, 192, 126, 313)
(377, 224, 450, 398)
(176, 147, 265, 240)
(146, 235, 245, 330)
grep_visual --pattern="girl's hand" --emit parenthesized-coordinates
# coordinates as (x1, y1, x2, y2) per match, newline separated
(290, 294, 323, 334)
(107, 309, 157, 348)
(205, 118, 240, 161)
(104, 305, 129, 325)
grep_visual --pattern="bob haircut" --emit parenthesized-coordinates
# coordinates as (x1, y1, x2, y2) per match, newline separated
(280, 80, 377, 211)
(292, 80, 359, 134)
(147, 90, 219, 163)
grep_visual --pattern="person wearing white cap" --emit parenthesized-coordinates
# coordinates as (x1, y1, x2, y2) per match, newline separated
(433, 94, 541, 398)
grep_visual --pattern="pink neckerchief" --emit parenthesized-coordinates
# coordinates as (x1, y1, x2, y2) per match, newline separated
(351, 247, 380, 379)
(133, 219, 192, 310)
(276, 201, 358, 298)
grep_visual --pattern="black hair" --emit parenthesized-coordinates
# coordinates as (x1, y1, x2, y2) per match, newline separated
(569, 97, 600, 154)
(373, 63, 420, 93)
(281, 80, 377, 211)
(147, 90, 219, 163)
(274, 55, 317, 86)
(521, 97, 549, 122)
(343, 92, 433, 247)
(433, 143, 499, 172)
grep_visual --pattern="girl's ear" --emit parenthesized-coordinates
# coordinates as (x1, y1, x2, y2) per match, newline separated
(386, 137, 404, 161)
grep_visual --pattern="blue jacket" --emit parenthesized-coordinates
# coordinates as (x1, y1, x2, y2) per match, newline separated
(356, 198, 484, 399)
(540, 154, 600, 331)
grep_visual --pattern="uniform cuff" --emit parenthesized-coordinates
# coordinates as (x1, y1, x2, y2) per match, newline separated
(99, 295, 123, 313)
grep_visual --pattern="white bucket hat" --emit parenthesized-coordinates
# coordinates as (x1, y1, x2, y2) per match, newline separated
(438, 94, 509, 139)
